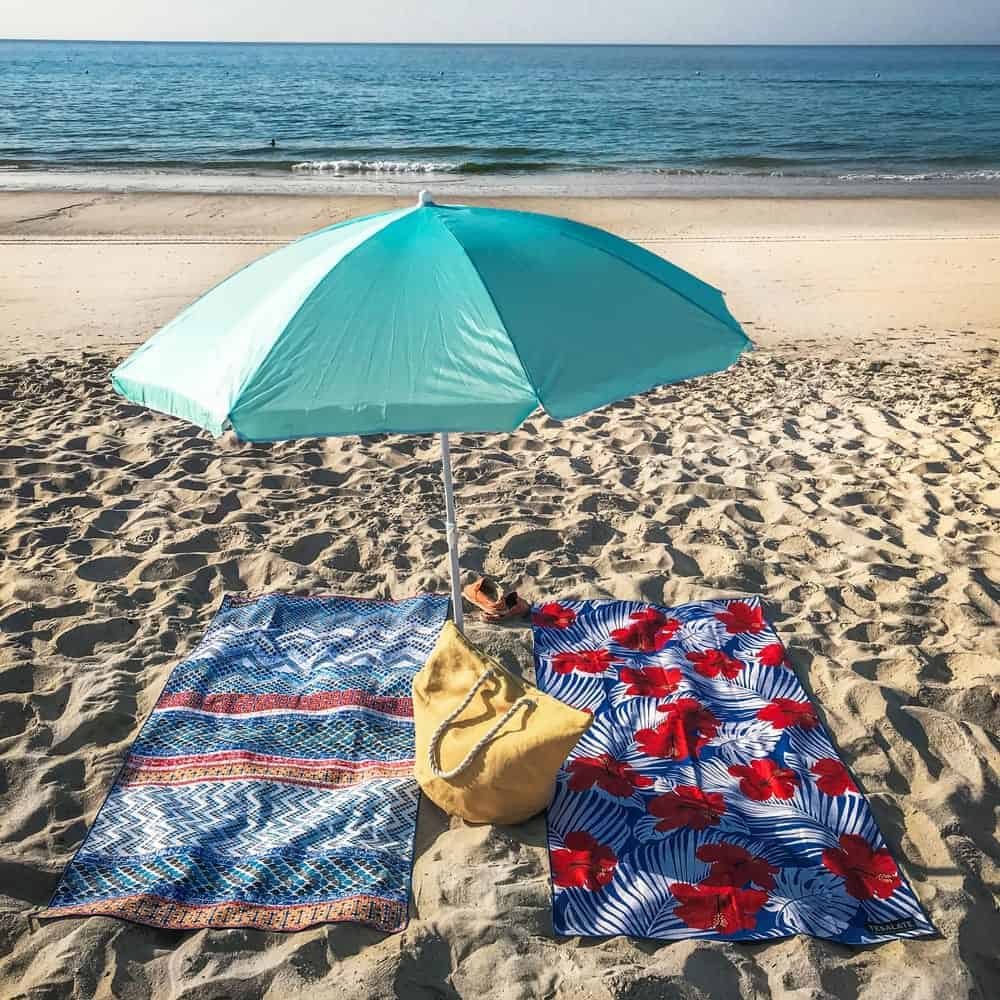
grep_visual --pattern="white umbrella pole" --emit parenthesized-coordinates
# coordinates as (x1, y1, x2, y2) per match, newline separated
(439, 433, 464, 632)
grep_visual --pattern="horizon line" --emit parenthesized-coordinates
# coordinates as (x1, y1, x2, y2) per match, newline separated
(3, 37, 1000, 47)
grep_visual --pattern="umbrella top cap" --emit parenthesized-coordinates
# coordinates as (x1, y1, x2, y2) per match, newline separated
(417, 189, 434, 207)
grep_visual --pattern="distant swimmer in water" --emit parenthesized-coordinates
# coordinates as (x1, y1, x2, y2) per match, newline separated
(270, 138, 277, 148)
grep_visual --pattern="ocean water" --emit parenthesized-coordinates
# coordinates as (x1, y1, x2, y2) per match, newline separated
(2, 41, 1000, 195)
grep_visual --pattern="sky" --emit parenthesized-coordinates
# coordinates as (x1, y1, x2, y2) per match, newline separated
(4, 0, 1000, 45)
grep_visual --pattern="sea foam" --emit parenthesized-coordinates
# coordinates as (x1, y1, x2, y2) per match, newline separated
(836, 170, 1000, 182)
(291, 160, 457, 174)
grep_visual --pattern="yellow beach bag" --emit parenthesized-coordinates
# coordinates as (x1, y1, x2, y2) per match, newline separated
(413, 621, 592, 825)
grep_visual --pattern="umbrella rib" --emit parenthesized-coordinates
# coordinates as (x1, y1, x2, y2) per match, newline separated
(427, 209, 542, 412)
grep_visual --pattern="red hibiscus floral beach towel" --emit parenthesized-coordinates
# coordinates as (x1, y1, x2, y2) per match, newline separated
(532, 598, 937, 944)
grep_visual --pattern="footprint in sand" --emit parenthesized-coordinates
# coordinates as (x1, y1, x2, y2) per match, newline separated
(33, 526, 73, 547)
(0, 699, 32, 739)
(55, 618, 139, 657)
(138, 554, 207, 582)
(280, 532, 334, 566)
(162, 529, 223, 555)
(130, 458, 173, 479)
(500, 528, 563, 561)
(75, 555, 140, 583)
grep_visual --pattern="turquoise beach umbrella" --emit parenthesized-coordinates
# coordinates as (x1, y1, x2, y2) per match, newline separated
(113, 192, 749, 627)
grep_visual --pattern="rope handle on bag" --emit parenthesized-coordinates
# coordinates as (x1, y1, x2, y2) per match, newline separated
(428, 665, 535, 780)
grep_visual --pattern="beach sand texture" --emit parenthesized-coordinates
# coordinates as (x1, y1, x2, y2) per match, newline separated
(0, 194, 998, 999)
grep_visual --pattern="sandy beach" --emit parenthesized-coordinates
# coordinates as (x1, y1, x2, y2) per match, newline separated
(0, 192, 998, 999)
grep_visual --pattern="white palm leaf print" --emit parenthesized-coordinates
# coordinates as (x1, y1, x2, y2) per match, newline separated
(727, 762, 881, 857)
(763, 867, 856, 938)
(684, 666, 804, 720)
(548, 789, 633, 856)
(675, 613, 731, 653)
(536, 669, 609, 715)
(705, 720, 782, 765)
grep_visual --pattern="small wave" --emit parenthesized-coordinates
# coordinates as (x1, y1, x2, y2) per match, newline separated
(647, 165, 788, 178)
(291, 159, 458, 174)
(836, 170, 1000, 182)
(290, 158, 567, 175)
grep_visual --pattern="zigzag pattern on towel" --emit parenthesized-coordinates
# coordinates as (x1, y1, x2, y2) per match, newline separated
(163, 631, 443, 698)
(81, 778, 420, 860)
(164, 593, 446, 698)
(51, 846, 413, 908)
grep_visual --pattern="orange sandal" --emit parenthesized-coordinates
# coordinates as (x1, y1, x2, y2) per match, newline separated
(462, 578, 529, 622)
(462, 577, 506, 618)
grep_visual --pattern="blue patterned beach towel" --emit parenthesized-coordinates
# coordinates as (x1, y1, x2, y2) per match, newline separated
(532, 597, 937, 944)
(45, 593, 448, 932)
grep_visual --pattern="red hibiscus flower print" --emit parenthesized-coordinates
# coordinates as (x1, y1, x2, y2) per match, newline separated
(646, 785, 726, 831)
(532, 603, 577, 629)
(728, 758, 799, 801)
(811, 758, 858, 796)
(696, 842, 780, 890)
(758, 643, 788, 667)
(610, 608, 680, 652)
(822, 834, 902, 900)
(566, 754, 654, 798)
(636, 698, 720, 760)
(619, 666, 682, 698)
(551, 649, 620, 675)
(671, 882, 769, 934)
(715, 601, 766, 634)
(550, 831, 618, 891)
(757, 698, 819, 730)
(686, 648, 744, 680)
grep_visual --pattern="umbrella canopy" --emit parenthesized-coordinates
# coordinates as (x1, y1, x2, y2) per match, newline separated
(112, 193, 749, 441)
(112, 193, 750, 629)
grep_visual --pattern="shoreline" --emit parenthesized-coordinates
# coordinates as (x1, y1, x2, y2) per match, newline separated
(5, 167, 1000, 199)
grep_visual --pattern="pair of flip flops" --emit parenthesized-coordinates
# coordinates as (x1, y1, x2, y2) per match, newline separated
(461, 577, 529, 622)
